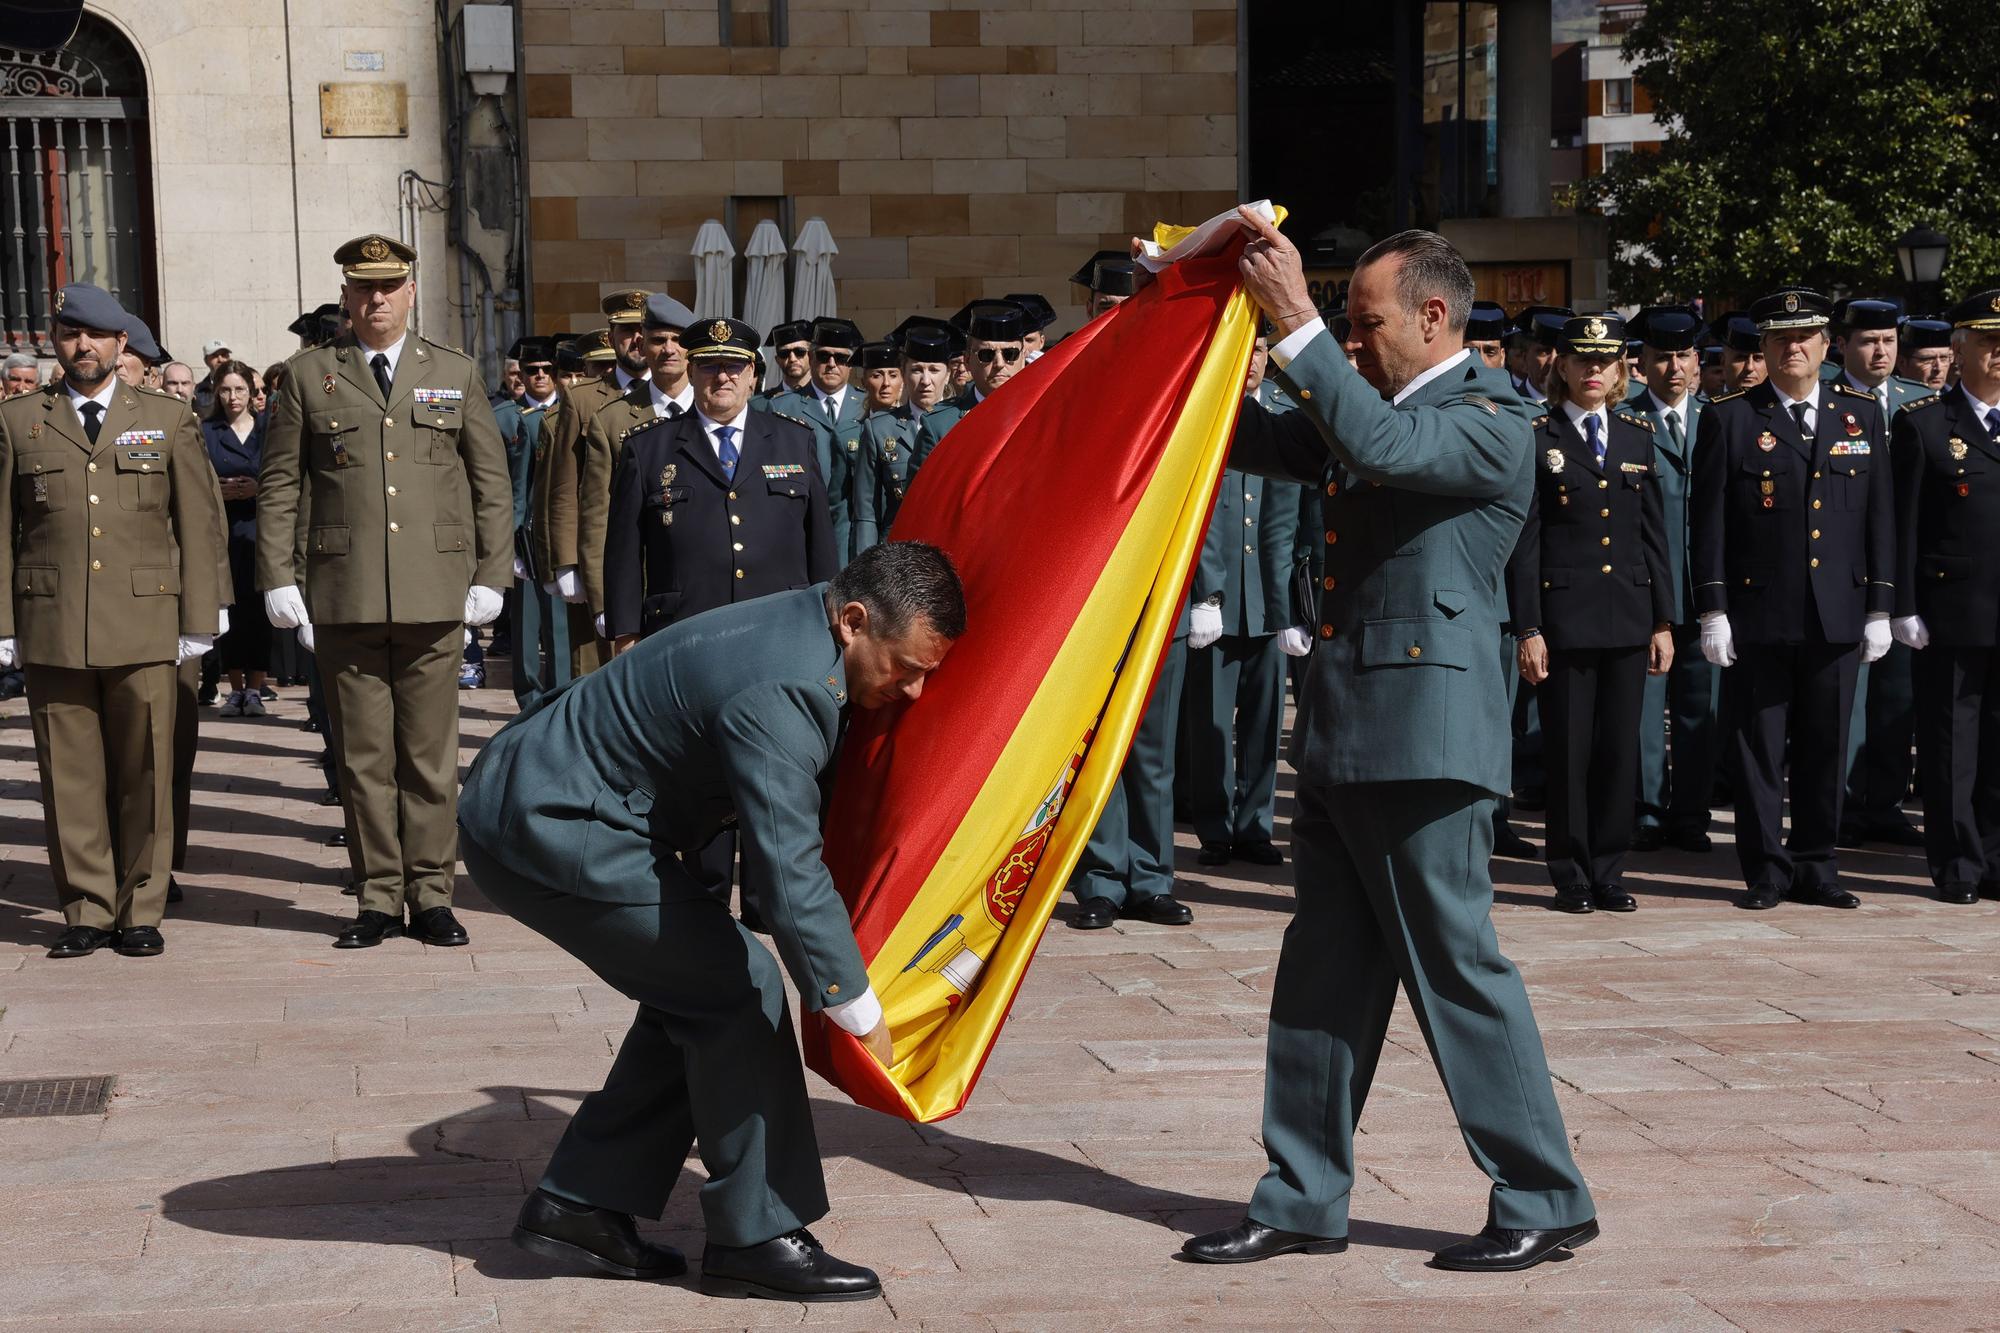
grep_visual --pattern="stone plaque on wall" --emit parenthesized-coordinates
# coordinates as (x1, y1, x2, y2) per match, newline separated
(319, 82, 409, 138)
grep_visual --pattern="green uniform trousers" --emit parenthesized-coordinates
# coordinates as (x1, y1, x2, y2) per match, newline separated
(29, 660, 176, 930)
(462, 838, 827, 1248)
(317, 621, 463, 915)
(1250, 779, 1593, 1235)
(1845, 642, 1917, 830)
(1186, 632, 1285, 848)
(1636, 623, 1718, 834)
(1073, 638, 1187, 906)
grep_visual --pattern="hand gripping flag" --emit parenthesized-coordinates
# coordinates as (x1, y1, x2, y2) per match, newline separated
(803, 206, 1278, 1122)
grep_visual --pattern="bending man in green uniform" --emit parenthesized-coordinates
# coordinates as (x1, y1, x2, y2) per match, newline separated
(459, 541, 964, 1304)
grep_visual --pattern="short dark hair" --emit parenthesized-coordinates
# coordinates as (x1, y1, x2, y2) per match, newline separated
(829, 540, 966, 640)
(1355, 229, 1475, 334)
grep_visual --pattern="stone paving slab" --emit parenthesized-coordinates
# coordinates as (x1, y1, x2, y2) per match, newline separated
(3, 686, 1999, 1329)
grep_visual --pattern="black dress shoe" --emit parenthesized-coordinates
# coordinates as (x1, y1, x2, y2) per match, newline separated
(1629, 825, 1664, 853)
(1492, 827, 1538, 860)
(1070, 896, 1119, 930)
(408, 906, 469, 946)
(1591, 885, 1637, 913)
(1233, 840, 1284, 866)
(1550, 886, 1593, 914)
(342, 881, 359, 896)
(1121, 892, 1193, 925)
(113, 925, 164, 956)
(700, 1228, 881, 1302)
(301, 718, 321, 733)
(1196, 841, 1232, 866)
(511, 1188, 686, 1280)
(1180, 1219, 1346, 1264)
(333, 910, 403, 949)
(1738, 883, 1783, 911)
(1664, 827, 1713, 853)
(1982, 881, 2000, 903)
(327, 831, 346, 847)
(1787, 883, 1860, 909)
(1513, 788, 1547, 812)
(47, 925, 114, 959)
(319, 789, 342, 806)
(165, 877, 184, 904)
(1431, 1218, 1598, 1272)
(1939, 882, 1979, 905)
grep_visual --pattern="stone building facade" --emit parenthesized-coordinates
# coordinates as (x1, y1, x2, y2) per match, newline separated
(520, 1, 1243, 338)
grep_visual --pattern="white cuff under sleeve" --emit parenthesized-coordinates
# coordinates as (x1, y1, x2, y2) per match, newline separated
(824, 986, 883, 1036)
(1270, 316, 1327, 370)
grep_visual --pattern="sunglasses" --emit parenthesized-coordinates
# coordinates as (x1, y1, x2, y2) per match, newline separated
(814, 349, 852, 366)
(975, 347, 1022, 365)
(776, 345, 810, 359)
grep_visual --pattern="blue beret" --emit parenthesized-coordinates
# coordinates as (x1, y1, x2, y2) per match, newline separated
(53, 283, 128, 334)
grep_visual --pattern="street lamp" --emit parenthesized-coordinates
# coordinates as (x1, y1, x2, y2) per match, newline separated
(1895, 224, 1950, 313)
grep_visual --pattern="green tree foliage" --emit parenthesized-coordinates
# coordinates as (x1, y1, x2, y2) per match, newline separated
(1579, 0, 2000, 308)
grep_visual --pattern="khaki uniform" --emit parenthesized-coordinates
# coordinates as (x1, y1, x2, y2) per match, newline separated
(173, 461, 234, 874)
(577, 382, 657, 619)
(539, 375, 620, 674)
(257, 332, 511, 915)
(0, 382, 224, 929)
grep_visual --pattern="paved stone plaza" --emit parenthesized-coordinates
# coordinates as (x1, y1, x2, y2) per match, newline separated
(1, 682, 1997, 1331)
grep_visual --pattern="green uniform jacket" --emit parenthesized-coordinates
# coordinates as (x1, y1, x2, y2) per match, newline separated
(0, 382, 224, 666)
(852, 404, 922, 550)
(458, 585, 868, 1011)
(911, 388, 979, 470)
(1622, 385, 1704, 624)
(767, 387, 860, 557)
(1231, 337, 1533, 795)
(257, 334, 512, 622)
(579, 383, 658, 616)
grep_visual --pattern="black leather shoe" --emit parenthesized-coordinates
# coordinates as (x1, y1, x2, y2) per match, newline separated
(1121, 892, 1193, 925)
(165, 877, 184, 904)
(1233, 840, 1284, 866)
(1738, 883, 1783, 911)
(333, 910, 403, 949)
(1591, 885, 1637, 913)
(113, 925, 164, 956)
(1180, 1219, 1346, 1264)
(1550, 886, 1593, 914)
(1629, 824, 1664, 852)
(319, 789, 341, 806)
(1664, 827, 1713, 853)
(1070, 896, 1119, 930)
(1982, 881, 2000, 903)
(1196, 841, 1232, 866)
(326, 831, 346, 847)
(47, 925, 114, 959)
(511, 1188, 686, 1280)
(342, 881, 359, 896)
(1492, 827, 1538, 860)
(408, 906, 469, 946)
(1431, 1218, 1598, 1272)
(700, 1228, 881, 1302)
(1787, 883, 1860, 909)
(1940, 882, 1979, 905)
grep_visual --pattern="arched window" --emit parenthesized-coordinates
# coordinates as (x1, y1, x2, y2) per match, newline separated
(0, 16, 155, 353)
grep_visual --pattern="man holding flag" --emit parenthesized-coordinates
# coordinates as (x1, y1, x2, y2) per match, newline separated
(1180, 210, 1598, 1273)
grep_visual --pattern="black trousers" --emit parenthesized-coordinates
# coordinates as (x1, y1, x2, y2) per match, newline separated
(1914, 646, 2000, 891)
(1542, 645, 1646, 891)
(1726, 641, 1859, 893)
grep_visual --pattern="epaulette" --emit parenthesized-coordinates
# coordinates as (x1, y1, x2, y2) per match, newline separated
(133, 383, 184, 405)
(1531, 414, 1549, 429)
(1615, 410, 1654, 432)
(1831, 381, 1874, 399)
(621, 415, 674, 444)
(1709, 389, 1747, 403)
(772, 410, 811, 430)
(1901, 393, 1943, 412)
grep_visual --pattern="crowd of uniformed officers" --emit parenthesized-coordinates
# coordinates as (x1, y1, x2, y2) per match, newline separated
(3, 227, 1996, 961)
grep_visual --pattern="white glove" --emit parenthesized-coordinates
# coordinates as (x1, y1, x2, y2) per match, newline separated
(1189, 601, 1224, 649)
(512, 554, 529, 581)
(0, 636, 17, 669)
(463, 585, 504, 626)
(555, 567, 584, 604)
(1277, 626, 1314, 657)
(216, 606, 231, 637)
(1861, 614, 1892, 664)
(175, 633, 214, 665)
(297, 623, 316, 654)
(595, 612, 607, 638)
(1892, 615, 1930, 650)
(1698, 611, 1736, 668)
(264, 585, 310, 630)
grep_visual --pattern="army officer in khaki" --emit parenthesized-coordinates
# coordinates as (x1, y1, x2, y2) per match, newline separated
(0, 283, 224, 959)
(257, 234, 512, 949)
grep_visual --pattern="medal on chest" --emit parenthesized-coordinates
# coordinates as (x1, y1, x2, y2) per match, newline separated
(31, 474, 48, 503)
(1758, 430, 1777, 452)
(1545, 448, 1564, 475)
(1950, 438, 1968, 461)
(659, 463, 677, 526)
(1843, 411, 1862, 438)
(324, 373, 337, 395)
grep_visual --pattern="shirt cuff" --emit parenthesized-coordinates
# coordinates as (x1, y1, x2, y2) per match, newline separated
(824, 986, 882, 1036)
(1269, 317, 1326, 370)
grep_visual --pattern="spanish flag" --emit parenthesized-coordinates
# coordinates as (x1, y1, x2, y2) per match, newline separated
(802, 209, 1271, 1122)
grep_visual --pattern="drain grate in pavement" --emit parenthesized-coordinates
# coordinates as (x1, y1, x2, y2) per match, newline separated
(0, 1076, 114, 1118)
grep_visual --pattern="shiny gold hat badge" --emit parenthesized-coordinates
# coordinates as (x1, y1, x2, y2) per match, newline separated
(1991, 295, 2000, 313)
(708, 319, 732, 343)
(1584, 317, 1606, 341)
(1784, 292, 1800, 313)
(361, 236, 391, 262)
(1951, 438, 1969, 460)
(53, 289, 64, 314)
(1546, 448, 1564, 474)
(626, 291, 646, 310)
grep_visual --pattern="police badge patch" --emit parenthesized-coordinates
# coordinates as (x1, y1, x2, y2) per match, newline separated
(1951, 438, 1969, 461)
(1545, 449, 1564, 474)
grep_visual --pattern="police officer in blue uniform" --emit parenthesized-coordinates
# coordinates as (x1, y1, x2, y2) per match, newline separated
(1891, 290, 2000, 903)
(1508, 314, 1675, 912)
(1624, 305, 1717, 852)
(1691, 288, 1896, 910)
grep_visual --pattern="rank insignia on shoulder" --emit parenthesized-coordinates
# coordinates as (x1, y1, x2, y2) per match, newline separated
(1619, 461, 1649, 473)
(1711, 389, 1747, 403)
(1464, 394, 1498, 415)
(761, 463, 806, 478)
(1617, 412, 1653, 432)
(1531, 415, 1548, 428)
(1950, 438, 1968, 460)
(1545, 448, 1565, 474)
(1904, 394, 1942, 412)
(1828, 441, 1871, 456)
(774, 411, 810, 429)
(1831, 382, 1873, 399)
(626, 416, 672, 441)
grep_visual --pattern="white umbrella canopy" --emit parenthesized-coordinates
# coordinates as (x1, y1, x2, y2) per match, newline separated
(742, 218, 789, 387)
(791, 217, 838, 322)
(690, 219, 736, 320)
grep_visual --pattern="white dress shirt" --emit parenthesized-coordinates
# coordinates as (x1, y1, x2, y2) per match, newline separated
(1561, 400, 1611, 456)
(615, 365, 649, 393)
(816, 385, 848, 420)
(65, 375, 118, 417)
(354, 331, 408, 383)
(1771, 382, 1817, 438)
(1269, 316, 1472, 406)
(649, 379, 694, 419)
(1846, 371, 1891, 425)
(1963, 383, 2000, 430)
(693, 404, 753, 462)
(522, 392, 559, 411)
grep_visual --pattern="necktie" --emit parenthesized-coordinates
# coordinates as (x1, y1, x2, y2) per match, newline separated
(79, 400, 103, 443)
(1789, 402, 1814, 442)
(1664, 409, 1684, 452)
(1986, 408, 2000, 443)
(1585, 412, 1604, 464)
(716, 425, 738, 481)
(370, 352, 392, 399)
